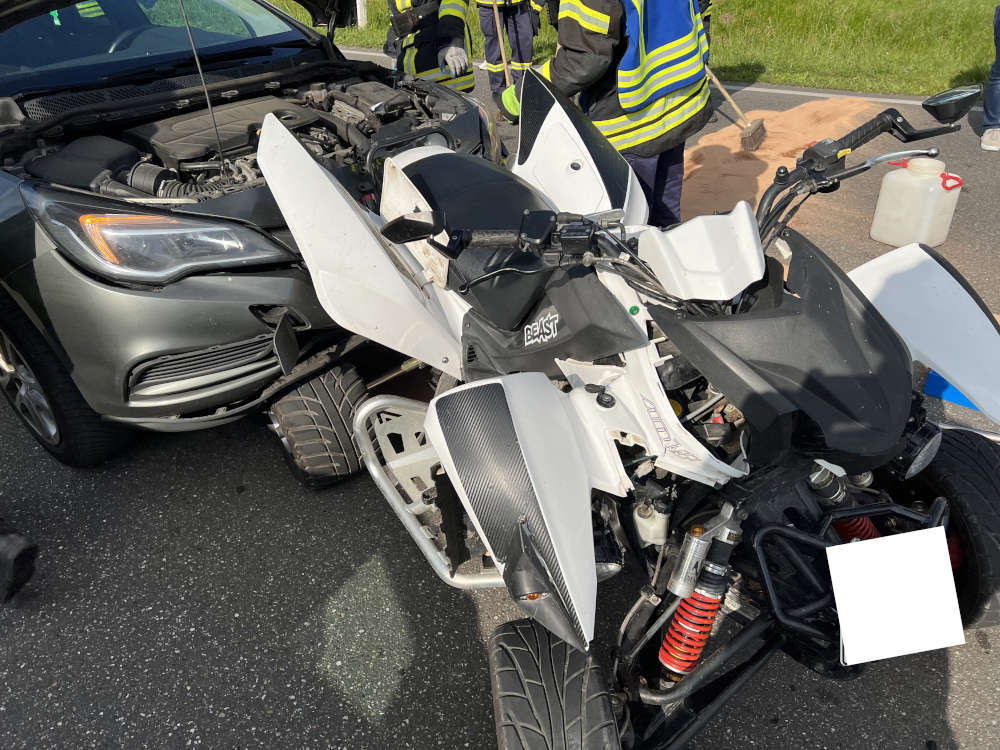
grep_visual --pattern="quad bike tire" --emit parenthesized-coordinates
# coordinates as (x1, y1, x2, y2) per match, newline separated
(268, 363, 368, 489)
(489, 619, 621, 750)
(0, 291, 133, 467)
(915, 429, 1000, 628)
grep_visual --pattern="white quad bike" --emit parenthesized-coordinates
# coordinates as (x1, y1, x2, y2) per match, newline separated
(258, 74, 1000, 749)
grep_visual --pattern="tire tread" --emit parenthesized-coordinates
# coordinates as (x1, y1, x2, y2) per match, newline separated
(269, 363, 367, 488)
(489, 619, 621, 750)
(921, 430, 1000, 628)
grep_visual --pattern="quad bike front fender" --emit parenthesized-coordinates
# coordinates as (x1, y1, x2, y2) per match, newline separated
(424, 372, 597, 650)
(256, 113, 464, 378)
(849, 243, 1000, 423)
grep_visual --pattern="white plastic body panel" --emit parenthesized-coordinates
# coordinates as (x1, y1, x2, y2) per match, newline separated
(512, 105, 648, 225)
(638, 200, 765, 301)
(424, 373, 597, 644)
(575, 269, 749, 487)
(849, 243, 1000, 423)
(557, 354, 748, 488)
(256, 114, 463, 377)
(380, 146, 454, 288)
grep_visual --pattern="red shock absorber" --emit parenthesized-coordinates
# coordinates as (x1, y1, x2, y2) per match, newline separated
(833, 516, 880, 541)
(659, 538, 735, 677)
(659, 589, 723, 675)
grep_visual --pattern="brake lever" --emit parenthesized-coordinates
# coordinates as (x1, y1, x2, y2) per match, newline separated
(825, 146, 941, 181)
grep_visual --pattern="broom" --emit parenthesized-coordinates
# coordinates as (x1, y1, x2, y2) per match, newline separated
(706, 66, 766, 152)
(492, 4, 513, 88)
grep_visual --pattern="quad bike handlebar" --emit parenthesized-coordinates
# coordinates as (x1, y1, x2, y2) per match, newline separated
(755, 106, 963, 237)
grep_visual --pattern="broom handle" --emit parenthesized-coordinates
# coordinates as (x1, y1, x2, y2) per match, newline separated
(492, 4, 513, 88)
(705, 66, 750, 128)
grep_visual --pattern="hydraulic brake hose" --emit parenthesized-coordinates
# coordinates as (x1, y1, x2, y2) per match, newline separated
(637, 613, 775, 706)
(642, 634, 785, 750)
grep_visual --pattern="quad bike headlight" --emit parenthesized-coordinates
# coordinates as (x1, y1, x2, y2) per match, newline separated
(22, 185, 294, 285)
(888, 421, 943, 480)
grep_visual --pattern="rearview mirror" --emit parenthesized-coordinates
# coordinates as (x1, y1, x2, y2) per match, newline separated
(380, 211, 446, 244)
(922, 85, 982, 124)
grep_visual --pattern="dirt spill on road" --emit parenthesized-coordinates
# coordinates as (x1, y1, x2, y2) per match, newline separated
(682, 97, 881, 218)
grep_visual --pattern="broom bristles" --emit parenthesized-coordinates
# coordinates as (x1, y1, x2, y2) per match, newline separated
(740, 118, 767, 152)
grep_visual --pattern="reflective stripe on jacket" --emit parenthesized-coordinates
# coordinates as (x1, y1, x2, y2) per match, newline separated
(617, 0, 709, 112)
(537, 0, 711, 157)
(387, 0, 475, 92)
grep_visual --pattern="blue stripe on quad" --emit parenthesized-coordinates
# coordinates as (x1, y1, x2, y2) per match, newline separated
(924, 370, 979, 411)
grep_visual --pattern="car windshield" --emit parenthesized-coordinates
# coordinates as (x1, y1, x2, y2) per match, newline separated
(0, 0, 311, 98)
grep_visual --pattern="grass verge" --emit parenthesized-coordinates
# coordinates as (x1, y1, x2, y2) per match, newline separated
(270, 0, 995, 95)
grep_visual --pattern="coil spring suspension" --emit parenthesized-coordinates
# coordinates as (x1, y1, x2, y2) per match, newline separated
(658, 590, 723, 675)
(833, 516, 880, 541)
(659, 538, 736, 677)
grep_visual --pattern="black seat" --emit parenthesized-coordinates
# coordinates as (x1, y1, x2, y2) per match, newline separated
(402, 153, 555, 331)
(401, 152, 553, 231)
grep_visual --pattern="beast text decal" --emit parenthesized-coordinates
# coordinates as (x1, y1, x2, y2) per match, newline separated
(641, 395, 700, 461)
(524, 311, 559, 347)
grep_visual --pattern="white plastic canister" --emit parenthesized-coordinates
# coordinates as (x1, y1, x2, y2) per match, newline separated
(869, 157, 963, 247)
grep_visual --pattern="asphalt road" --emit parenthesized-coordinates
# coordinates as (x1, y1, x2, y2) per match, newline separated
(2, 58, 1000, 749)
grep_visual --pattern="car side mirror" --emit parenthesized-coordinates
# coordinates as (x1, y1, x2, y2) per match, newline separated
(380, 211, 446, 244)
(922, 85, 982, 124)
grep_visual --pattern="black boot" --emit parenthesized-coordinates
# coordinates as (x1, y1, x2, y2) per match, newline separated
(1, 518, 37, 601)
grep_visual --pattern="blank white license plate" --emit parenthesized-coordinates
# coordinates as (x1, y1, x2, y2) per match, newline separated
(826, 526, 965, 665)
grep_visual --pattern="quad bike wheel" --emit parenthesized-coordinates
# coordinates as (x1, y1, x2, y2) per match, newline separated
(0, 291, 133, 467)
(912, 429, 1000, 628)
(268, 363, 368, 489)
(489, 619, 622, 750)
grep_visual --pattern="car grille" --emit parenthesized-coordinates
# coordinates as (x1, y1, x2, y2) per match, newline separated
(128, 334, 280, 400)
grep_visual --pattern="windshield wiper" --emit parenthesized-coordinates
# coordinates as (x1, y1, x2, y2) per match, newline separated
(95, 38, 322, 85)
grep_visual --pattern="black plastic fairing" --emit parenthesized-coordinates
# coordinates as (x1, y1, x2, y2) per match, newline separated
(651, 231, 913, 470)
(461, 267, 648, 380)
(448, 246, 553, 332)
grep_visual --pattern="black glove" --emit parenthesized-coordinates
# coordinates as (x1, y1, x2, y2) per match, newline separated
(531, 7, 540, 34)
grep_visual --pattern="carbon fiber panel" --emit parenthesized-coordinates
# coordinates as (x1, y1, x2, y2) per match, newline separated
(433, 383, 584, 642)
(434, 384, 531, 563)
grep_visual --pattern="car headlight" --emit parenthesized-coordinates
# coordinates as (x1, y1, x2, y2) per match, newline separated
(22, 185, 294, 285)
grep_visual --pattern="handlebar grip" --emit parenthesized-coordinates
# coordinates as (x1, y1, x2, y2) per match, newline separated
(837, 111, 897, 153)
(463, 229, 522, 248)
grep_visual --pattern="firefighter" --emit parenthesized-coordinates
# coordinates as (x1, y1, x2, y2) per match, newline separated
(477, 0, 542, 108)
(385, 0, 475, 93)
(500, 0, 713, 227)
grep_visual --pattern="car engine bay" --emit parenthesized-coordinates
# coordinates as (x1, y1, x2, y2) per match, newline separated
(1, 72, 487, 215)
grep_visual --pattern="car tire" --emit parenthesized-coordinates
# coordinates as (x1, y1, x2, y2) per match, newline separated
(913, 429, 1000, 628)
(268, 363, 368, 489)
(489, 619, 621, 750)
(0, 292, 133, 467)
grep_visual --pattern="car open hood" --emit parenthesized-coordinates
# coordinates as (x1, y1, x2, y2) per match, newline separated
(0, 1, 70, 30)
(0, 1, 343, 30)
(281, 0, 344, 27)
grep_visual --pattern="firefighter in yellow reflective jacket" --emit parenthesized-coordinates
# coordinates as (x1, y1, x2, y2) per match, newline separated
(385, 0, 475, 92)
(477, 0, 543, 109)
(501, 0, 713, 227)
